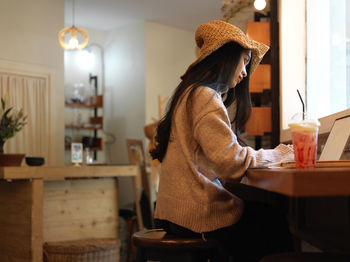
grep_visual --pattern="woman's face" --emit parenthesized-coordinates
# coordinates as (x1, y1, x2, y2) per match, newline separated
(231, 50, 251, 88)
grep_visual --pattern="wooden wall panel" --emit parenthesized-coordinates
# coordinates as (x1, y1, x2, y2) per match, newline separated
(43, 178, 119, 242)
(246, 22, 271, 46)
(0, 180, 43, 262)
(32, 180, 43, 262)
(250, 64, 271, 93)
(246, 107, 272, 136)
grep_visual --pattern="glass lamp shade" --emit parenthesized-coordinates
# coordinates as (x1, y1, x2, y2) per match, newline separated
(58, 26, 89, 50)
(254, 0, 266, 10)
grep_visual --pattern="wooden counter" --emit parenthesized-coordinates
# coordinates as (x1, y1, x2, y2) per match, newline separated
(0, 165, 139, 180)
(244, 167, 350, 197)
(0, 165, 139, 262)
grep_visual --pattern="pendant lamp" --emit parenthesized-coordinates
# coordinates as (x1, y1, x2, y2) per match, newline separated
(58, 0, 88, 50)
(254, 0, 267, 10)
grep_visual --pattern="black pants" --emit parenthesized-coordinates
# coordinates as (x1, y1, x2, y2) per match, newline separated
(155, 201, 294, 262)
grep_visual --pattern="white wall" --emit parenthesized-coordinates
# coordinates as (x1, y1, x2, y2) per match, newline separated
(0, 0, 65, 164)
(145, 22, 197, 123)
(102, 22, 196, 206)
(103, 23, 146, 206)
(104, 23, 146, 165)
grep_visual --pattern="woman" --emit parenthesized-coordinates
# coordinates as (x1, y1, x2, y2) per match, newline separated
(150, 20, 294, 261)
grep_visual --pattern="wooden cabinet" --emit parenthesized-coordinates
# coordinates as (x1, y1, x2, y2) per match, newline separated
(246, 107, 272, 136)
(246, 21, 270, 46)
(249, 64, 271, 93)
(246, 19, 279, 149)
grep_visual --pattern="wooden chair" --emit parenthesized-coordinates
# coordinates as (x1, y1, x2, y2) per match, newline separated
(260, 252, 350, 262)
(120, 139, 154, 262)
(132, 229, 223, 262)
(126, 139, 154, 228)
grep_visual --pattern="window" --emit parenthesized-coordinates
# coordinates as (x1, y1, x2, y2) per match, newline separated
(306, 0, 350, 119)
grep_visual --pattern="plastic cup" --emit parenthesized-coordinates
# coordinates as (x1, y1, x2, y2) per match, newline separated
(288, 113, 320, 169)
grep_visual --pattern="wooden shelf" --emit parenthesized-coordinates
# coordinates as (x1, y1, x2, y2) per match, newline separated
(65, 95, 103, 109)
(65, 117, 103, 130)
(65, 147, 102, 151)
(65, 138, 104, 151)
(65, 125, 102, 130)
(65, 103, 98, 109)
(90, 116, 103, 129)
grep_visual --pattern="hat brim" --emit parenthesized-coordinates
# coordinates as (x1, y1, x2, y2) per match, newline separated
(181, 20, 269, 78)
(183, 38, 269, 77)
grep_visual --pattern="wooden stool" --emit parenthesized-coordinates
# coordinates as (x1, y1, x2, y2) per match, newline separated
(119, 207, 138, 262)
(260, 252, 350, 262)
(132, 229, 222, 262)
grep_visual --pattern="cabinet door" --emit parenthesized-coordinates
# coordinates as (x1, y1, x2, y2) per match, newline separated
(250, 64, 271, 93)
(246, 107, 272, 136)
(246, 22, 270, 46)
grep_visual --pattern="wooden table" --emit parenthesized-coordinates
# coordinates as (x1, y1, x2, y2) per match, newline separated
(0, 165, 140, 262)
(243, 167, 350, 197)
(225, 167, 350, 254)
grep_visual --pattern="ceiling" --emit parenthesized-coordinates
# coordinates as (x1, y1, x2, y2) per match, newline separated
(64, 0, 256, 32)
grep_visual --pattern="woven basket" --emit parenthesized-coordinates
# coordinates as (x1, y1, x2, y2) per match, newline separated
(43, 238, 118, 262)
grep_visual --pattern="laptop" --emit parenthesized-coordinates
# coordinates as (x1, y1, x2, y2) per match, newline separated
(319, 115, 350, 161)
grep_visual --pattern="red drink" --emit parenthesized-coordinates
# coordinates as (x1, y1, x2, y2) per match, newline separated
(290, 127, 318, 168)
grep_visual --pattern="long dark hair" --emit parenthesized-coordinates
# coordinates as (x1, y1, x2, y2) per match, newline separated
(150, 42, 252, 162)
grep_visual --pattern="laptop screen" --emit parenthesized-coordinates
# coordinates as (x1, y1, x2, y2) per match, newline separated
(319, 115, 350, 161)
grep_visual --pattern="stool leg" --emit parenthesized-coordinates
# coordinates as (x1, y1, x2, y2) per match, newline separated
(126, 216, 137, 262)
(210, 248, 230, 262)
(135, 247, 146, 262)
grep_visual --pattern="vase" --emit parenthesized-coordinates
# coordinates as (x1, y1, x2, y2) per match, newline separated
(0, 153, 25, 166)
(0, 139, 25, 166)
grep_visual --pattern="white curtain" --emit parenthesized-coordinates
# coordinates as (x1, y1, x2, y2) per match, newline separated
(0, 73, 51, 164)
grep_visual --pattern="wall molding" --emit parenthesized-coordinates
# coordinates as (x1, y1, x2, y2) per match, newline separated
(0, 59, 57, 165)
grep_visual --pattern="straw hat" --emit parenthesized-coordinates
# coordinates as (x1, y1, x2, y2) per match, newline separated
(183, 20, 269, 76)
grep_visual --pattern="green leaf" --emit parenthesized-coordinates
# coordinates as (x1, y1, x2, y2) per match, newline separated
(0, 95, 27, 140)
(1, 98, 5, 111)
(3, 107, 13, 119)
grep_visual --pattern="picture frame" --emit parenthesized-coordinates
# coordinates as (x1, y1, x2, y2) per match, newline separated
(71, 142, 83, 165)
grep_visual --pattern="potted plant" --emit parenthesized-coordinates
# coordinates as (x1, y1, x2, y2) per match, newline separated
(0, 93, 27, 166)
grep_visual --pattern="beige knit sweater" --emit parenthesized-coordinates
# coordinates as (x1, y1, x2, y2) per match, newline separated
(154, 86, 293, 233)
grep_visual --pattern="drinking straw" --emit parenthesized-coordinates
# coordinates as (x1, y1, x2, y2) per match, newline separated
(296, 89, 305, 120)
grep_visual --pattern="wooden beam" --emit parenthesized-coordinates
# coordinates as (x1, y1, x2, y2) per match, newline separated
(270, 0, 281, 147)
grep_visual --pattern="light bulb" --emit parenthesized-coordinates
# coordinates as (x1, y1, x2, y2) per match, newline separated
(68, 37, 79, 49)
(254, 0, 266, 10)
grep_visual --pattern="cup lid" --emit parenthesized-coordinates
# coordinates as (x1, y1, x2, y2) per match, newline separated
(288, 112, 320, 128)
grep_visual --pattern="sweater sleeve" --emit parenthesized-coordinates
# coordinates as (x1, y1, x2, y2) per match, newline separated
(192, 92, 293, 180)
